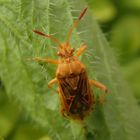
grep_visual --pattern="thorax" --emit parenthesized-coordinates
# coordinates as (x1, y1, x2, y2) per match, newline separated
(56, 56, 85, 78)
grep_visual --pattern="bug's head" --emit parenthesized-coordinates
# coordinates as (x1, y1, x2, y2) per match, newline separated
(57, 44, 75, 58)
(33, 7, 88, 57)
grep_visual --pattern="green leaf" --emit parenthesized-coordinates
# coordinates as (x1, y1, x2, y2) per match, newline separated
(0, 0, 140, 140)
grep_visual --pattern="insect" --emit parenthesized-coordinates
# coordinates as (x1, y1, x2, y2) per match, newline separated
(32, 7, 108, 120)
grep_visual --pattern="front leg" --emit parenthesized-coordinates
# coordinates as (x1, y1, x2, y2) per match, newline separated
(89, 79, 108, 104)
(75, 44, 87, 57)
(48, 78, 58, 88)
(32, 57, 58, 64)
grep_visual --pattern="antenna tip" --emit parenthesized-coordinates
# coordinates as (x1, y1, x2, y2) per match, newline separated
(78, 7, 88, 20)
(33, 30, 37, 33)
(33, 30, 46, 36)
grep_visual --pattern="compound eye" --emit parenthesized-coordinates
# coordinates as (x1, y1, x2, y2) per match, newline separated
(71, 48, 75, 53)
(57, 51, 64, 57)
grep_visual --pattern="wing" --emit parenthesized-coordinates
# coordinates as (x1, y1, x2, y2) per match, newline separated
(58, 72, 93, 116)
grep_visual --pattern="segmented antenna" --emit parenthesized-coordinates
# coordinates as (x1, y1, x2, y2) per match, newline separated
(33, 30, 62, 48)
(66, 7, 88, 47)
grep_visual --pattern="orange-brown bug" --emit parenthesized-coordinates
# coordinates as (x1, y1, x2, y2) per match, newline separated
(32, 7, 108, 120)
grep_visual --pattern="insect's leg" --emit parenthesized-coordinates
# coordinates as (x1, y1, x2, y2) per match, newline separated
(89, 80, 108, 92)
(75, 44, 87, 57)
(89, 80, 108, 104)
(57, 87, 67, 117)
(48, 78, 58, 88)
(32, 57, 58, 64)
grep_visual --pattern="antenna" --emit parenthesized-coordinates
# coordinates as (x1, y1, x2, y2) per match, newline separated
(66, 7, 88, 47)
(33, 30, 62, 48)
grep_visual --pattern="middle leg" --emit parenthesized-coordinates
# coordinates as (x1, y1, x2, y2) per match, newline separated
(89, 79, 108, 104)
(89, 80, 108, 92)
(48, 78, 58, 88)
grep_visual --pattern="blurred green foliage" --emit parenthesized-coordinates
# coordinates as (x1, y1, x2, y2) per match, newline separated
(0, 0, 140, 140)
